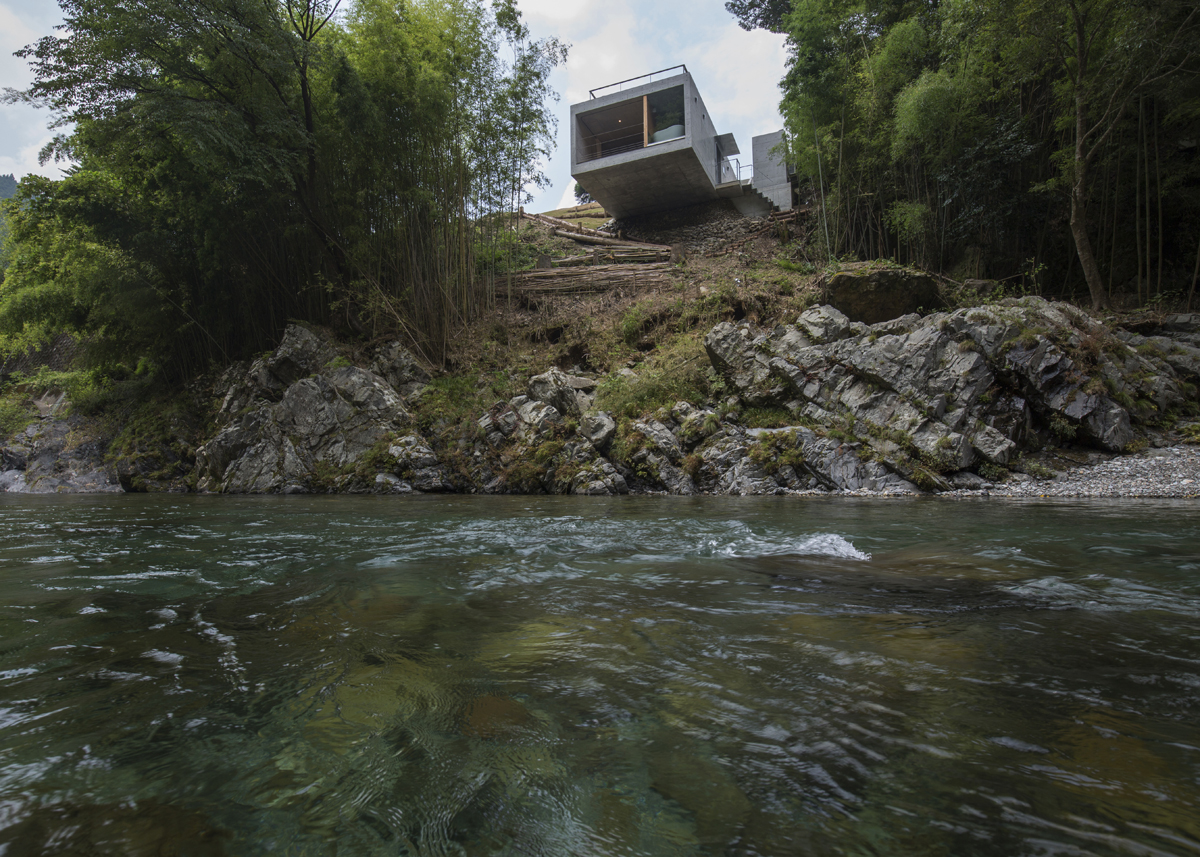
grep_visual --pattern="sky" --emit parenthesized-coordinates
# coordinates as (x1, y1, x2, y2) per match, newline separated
(0, 0, 788, 211)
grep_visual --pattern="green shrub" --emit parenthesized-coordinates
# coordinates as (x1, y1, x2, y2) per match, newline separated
(594, 336, 709, 419)
(0, 396, 35, 437)
(978, 462, 1007, 482)
(1048, 413, 1076, 442)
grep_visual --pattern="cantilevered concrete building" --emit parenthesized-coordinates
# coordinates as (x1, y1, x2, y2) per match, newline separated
(570, 66, 793, 220)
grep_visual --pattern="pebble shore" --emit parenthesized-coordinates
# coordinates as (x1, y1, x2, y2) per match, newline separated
(947, 445, 1200, 499)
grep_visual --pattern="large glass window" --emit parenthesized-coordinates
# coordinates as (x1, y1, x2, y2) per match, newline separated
(577, 86, 686, 162)
(647, 86, 685, 144)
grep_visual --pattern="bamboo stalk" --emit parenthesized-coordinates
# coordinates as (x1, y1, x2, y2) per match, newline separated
(550, 229, 671, 250)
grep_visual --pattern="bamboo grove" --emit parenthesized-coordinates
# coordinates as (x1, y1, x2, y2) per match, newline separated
(730, 0, 1200, 309)
(0, 0, 565, 376)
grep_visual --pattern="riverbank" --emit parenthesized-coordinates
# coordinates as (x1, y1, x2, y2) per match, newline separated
(2, 204, 1199, 499)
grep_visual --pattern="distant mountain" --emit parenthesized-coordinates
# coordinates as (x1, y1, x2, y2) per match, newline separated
(0, 174, 16, 200)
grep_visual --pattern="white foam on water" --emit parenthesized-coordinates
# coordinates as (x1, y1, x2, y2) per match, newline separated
(711, 531, 872, 561)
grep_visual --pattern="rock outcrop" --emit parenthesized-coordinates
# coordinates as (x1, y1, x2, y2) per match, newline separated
(705, 298, 1198, 490)
(196, 326, 449, 494)
(6, 301, 1196, 498)
(0, 417, 121, 494)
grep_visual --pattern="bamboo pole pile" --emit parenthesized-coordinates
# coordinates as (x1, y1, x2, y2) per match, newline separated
(509, 262, 675, 294)
(551, 248, 671, 267)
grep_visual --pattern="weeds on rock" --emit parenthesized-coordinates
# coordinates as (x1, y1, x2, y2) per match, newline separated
(748, 431, 806, 475)
(978, 462, 1008, 482)
(594, 336, 710, 419)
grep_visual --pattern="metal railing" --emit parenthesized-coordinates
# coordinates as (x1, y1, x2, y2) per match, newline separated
(589, 65, 688, 99)
(719, 159, 755, 184)
(578, 125, 646, 163)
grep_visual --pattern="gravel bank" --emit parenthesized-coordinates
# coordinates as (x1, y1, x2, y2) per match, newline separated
(945, 445, 1200, 499)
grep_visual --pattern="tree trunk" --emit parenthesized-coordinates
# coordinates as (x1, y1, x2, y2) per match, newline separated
(1071, 97, 1109, 309)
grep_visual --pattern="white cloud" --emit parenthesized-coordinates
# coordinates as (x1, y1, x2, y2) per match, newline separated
(0, 126, 60, 180)
(1, 0, 66, 180)
(518, 0, 594, 25)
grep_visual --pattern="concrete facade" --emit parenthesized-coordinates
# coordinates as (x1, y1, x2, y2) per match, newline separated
(571, 69, 792, 220)
(751, 131, 792, 211)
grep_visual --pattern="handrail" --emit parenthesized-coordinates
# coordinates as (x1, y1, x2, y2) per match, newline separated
(590, 65, 688, 99)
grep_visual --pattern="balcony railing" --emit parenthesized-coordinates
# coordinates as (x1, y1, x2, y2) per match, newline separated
(589, 65, 688, 99)
(719, 159, 755, 184)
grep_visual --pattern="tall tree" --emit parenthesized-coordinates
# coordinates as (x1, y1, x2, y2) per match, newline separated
(997, 0, 1200, 308)
(1, 0, 565, 372)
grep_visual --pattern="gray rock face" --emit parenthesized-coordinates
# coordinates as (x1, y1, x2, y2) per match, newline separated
(527, 368, 595, 418)
(581, 412, 617, 452)
(704, 297, 1196, 489)
(196, 330, 449, 494)
(0, 417, 121, 494)
(266, 325, 336, 387)
(545, 440, 629, 495)
(370, 342, 431, 401)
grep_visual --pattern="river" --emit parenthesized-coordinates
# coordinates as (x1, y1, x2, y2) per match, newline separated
(0, 495, 1197, 855)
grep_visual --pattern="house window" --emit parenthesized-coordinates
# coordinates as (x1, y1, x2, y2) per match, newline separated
(577, 86, 687, 162)
(647, 86, 685, 144)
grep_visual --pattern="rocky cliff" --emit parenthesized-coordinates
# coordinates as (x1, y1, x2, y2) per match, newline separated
(3, 298, 1198, 496)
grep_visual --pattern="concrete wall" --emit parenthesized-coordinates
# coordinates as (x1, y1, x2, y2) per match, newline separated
(750, 131, 792, 211)
(570, 70, 785, 219)
(687, 82, 721, 187)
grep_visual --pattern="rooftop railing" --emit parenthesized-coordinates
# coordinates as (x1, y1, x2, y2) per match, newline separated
(589, 65, 688, 99)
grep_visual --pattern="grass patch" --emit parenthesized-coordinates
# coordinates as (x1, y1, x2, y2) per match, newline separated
(414, 371, 514, 438)
(0, 394, 36, 437)
(594, 335, 711, 419)
(741, 407, 797, 429)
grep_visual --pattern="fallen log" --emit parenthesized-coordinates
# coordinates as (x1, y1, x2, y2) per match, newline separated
(508, 262, 675, 294)
(550, 229, 670, 251)
(552, 249, 670, 267)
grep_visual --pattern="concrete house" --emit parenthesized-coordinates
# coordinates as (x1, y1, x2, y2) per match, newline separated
(570, 66, 794, 220)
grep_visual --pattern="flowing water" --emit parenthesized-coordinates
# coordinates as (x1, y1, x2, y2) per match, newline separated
(0, 495, 1198, 856)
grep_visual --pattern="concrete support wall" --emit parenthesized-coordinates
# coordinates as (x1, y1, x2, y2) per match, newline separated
(750, 131, 792, 211)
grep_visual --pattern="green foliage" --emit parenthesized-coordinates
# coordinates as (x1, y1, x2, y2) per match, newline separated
(0, 394, 36, 437)
(413, 371, 510, 438)
(741, 407, 797, 429)
(748, 430, 806, 475)
(2, 0, 566, 376)
(1182, 424, 1200, 444)
(1049, 413, 1077, 442)
(978, 461, 1007, 482)
(765, 0, 1200, 301)
(1022, 460, 1057, 480)
(594, 337, 710, 419)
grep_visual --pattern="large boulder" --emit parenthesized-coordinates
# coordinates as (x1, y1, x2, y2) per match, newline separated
(527, 368, 596, 418)
(826, 265, 943, 324)
(195, 361, 446, 494)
